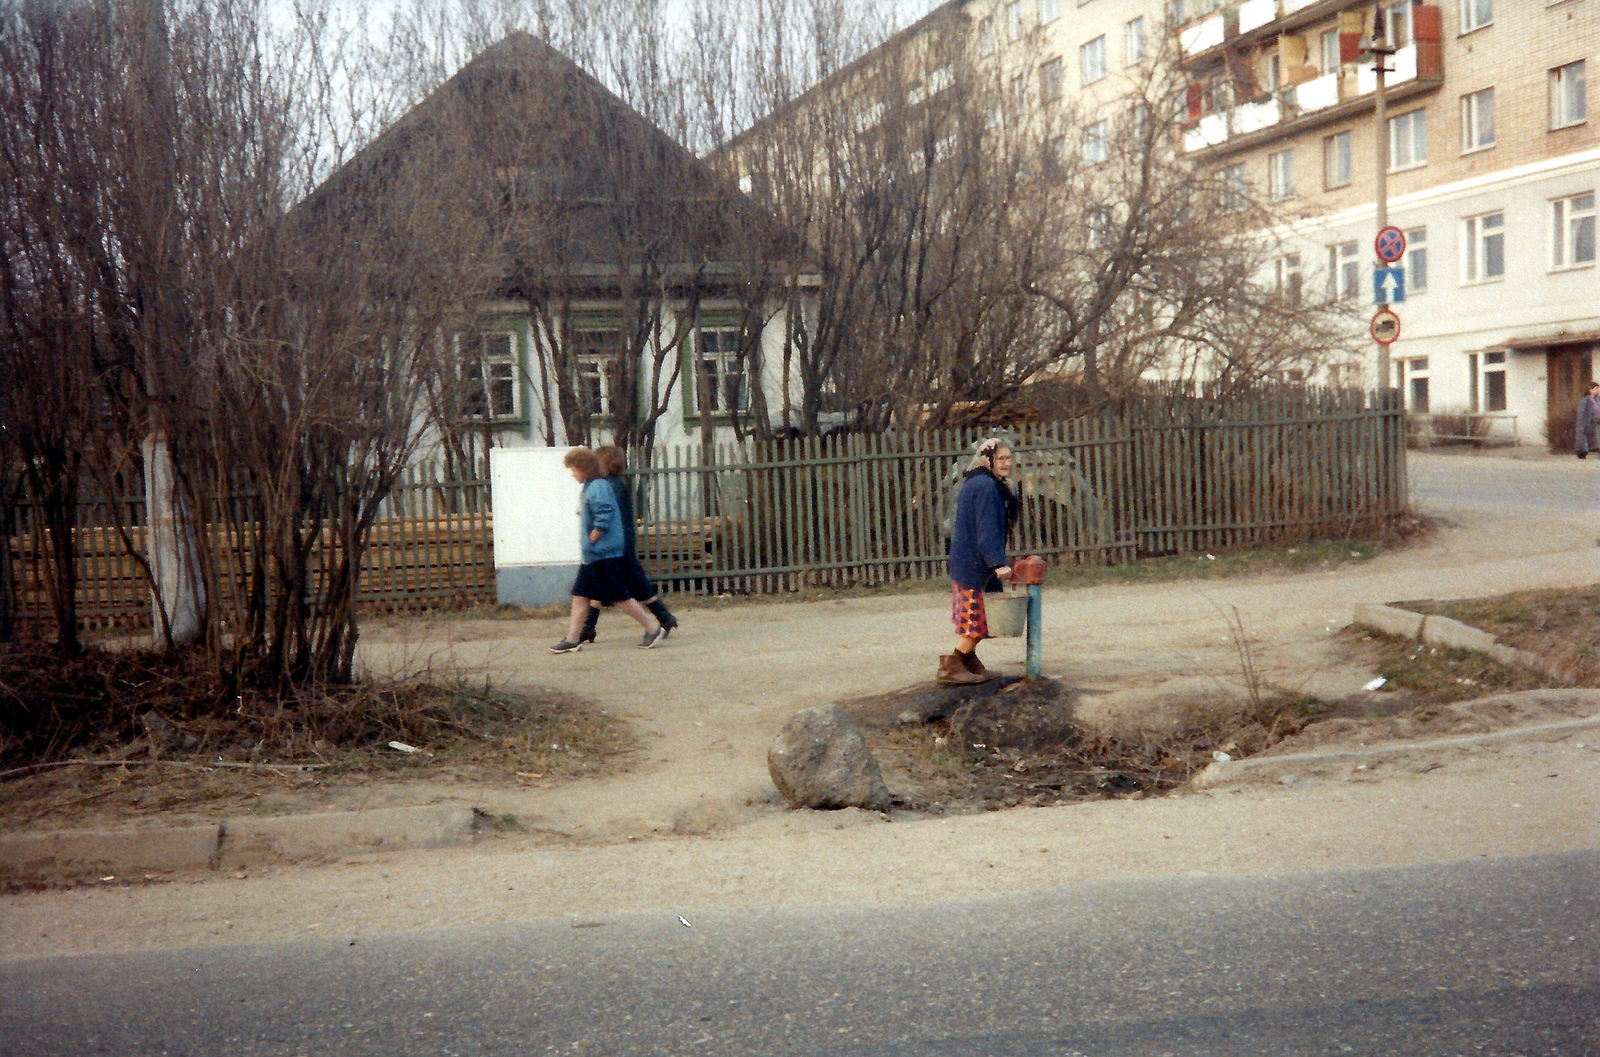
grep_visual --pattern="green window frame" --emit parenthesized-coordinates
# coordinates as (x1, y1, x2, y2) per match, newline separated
(567, 310, 625, 424)
(458, 319, 528, 426)
(680, 311, 756, 424)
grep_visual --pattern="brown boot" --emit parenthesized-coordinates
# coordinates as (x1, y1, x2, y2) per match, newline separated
(960, 649, 993, 680)
(938, 653, 987, 685)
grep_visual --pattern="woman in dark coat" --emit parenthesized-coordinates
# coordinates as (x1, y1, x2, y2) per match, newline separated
(940, 438, 1020, 684)
(576, 445, 680, 644)
(1576, 381, 1599, 459)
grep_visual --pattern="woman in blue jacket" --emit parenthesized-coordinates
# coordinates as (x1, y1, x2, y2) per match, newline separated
(574, 445, 680, 644)
(940, 439, 1019, 684)
(550, 447, 665, 653)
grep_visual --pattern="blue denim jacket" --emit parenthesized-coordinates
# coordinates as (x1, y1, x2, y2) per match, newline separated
(580, 479, 625, 563)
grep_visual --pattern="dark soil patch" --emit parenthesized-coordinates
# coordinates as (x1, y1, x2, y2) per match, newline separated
(0, 642, 635, 829)
(843, 678, 1313, 813)
(1398, 586, 1600, 687)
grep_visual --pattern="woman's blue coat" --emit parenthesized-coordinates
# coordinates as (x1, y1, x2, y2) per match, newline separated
(949, 471, 1009, 591)
(580, 479, 626, 563)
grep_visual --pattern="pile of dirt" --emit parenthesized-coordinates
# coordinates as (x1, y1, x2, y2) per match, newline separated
(844, 678, 1312, 812)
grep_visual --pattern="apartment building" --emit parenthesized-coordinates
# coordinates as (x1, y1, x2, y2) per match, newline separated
(1175, 0, 1598, 448)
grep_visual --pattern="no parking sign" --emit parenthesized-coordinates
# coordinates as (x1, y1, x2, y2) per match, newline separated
(1375, 226, 1406, 263)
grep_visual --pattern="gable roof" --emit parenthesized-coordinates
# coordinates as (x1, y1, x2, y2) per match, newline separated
(298, 32, 795, 292)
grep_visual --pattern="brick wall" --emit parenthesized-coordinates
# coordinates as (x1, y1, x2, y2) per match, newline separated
(1223, 1, 1598, 216)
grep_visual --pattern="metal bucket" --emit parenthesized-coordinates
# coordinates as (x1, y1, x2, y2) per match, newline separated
(984, 591, 1027, 637)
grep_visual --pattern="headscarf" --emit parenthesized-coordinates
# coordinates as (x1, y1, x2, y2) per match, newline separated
(963, 439, 1020, 533)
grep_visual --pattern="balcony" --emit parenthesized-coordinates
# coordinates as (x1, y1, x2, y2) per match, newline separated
(1178, 0, 1397, 65)
(1175, 3, 1444, 158)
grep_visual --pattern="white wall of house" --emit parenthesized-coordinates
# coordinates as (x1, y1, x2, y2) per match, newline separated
(1274, 147, 1598, 444)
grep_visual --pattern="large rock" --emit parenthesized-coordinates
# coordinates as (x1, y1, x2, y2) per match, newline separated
(768, 705, 892, 811)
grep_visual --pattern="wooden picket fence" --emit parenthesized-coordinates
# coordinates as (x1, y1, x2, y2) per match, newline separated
(1, 389, 1406, 634)
(628, 389, 1407, 594)
(2, 469, 495, 638)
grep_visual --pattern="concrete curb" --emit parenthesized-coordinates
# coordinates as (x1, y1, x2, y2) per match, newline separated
(1352, 604, 1556, 678)
(1190, 711, 1600, 790)
(0, 804, 480, 886)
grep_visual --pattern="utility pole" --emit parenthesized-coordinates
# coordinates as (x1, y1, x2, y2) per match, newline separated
(1371, 4, 1395, 392)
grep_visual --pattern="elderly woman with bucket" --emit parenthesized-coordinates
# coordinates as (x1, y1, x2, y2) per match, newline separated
(939, 438, 1021, 684)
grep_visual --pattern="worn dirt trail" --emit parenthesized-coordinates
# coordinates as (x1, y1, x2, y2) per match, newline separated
(2, 452, 1595, 959)
(340, 452, 1598, 843)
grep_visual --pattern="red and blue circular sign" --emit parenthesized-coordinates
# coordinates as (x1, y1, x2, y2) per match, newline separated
(1375, 225, 1407, 263)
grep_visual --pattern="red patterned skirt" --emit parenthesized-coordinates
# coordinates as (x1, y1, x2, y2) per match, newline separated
(951, 583, 989, 640)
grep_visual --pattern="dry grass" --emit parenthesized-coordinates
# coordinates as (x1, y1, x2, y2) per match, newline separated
(0, 642, 635, 829)
(1400, 586, 1600, 687)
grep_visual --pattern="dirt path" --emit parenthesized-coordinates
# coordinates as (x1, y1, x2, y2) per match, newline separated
(3, 730, 1593, 960)
(3, 452, 1596, 958)
(339, 458, 1597, 844)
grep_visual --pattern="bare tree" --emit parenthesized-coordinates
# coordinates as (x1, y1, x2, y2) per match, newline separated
(709, 6, 1358, 427)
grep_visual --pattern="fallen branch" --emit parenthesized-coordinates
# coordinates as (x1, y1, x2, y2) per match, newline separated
(0, 759, 328, 780)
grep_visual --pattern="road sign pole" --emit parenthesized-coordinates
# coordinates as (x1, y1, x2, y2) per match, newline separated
(1372, 7, 1392, 394)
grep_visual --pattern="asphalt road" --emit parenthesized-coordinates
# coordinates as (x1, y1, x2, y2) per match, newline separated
(2, 852, 1595, 1057)
(1409, 451, 1599, 516)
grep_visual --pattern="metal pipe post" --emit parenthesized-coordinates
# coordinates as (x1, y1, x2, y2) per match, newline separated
(1372, 6, 1393, 391)
(1025, 583, 1042, 680)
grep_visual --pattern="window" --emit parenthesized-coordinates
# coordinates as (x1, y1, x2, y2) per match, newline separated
(1385, 2, 1411, 47)
(1007, 0, 1024, 41)
(1552, 192, 1596, 268)
(1274, 253, 1303, 303)
(1040, 57, 1063, 103)
(1406, 357, 1430, 414)
(853, 100, 885, 133)
(1329, 242, 1360, 299)
(1460, 0, 1491, 32)
(977, 16, 995, 56)
(461, 331, 520, 420)
(1088, 207, 1112, 248)
(693, 325, 750, 415)
(1462, 88, 1495, 152)
(1550, 61, 1587, 130)
(1084, 119, 1109, 163)
(1405, 226, 1428, 292)
(1131, 101, 1151, 140)
(572, 329, 621, 417)
(1012, 72, 1028, 115)
(1319, 29, 1340, 73)
(1324, 131, 1352, 188)
(1463, 211, 1505, 282)
(1080, 35, 1107, 85)
(1481, 351, 1507, 411)
(1221, 162, 1249, 211)
(1268, 149, 1294, 200)
(1038, 0, 1059, 25)
(1389, 108, 1427, 169)
(1124, 17, 1146, 64)
(929, 65, 954, 94)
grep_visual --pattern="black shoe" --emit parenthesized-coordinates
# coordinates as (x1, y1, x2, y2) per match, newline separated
(550, 639, 584, 654)
(578, 608, 600, 644)
(1580, 451, 1589, 460)
(646, 599, 679, 638)
(638, 627, 665, 649)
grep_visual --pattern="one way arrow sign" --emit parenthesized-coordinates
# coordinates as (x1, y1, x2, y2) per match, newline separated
(1374, 266, 1405, 304)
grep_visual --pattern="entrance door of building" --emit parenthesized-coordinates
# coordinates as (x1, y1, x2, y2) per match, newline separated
(1547, 345, 1596, 451)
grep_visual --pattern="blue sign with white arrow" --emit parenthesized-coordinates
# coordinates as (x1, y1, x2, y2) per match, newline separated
(1374, 266, 1405, 304)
